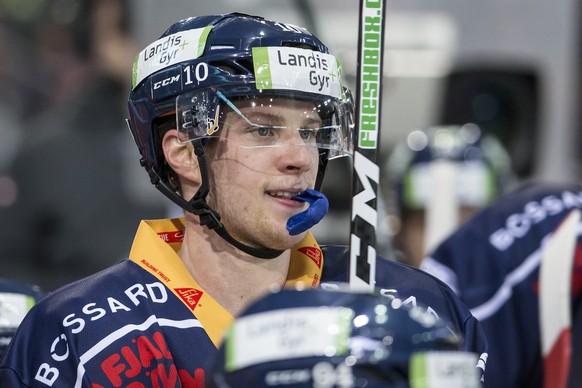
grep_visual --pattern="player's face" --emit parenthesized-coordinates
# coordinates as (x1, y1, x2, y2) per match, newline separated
(204, 98, 321, 250)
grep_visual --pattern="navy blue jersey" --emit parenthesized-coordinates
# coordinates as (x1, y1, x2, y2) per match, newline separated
(0, 218, 487, 387)
(421, 182, 582, 388)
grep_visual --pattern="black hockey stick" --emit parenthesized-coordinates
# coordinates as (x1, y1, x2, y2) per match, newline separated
(348, 0, 386, 291)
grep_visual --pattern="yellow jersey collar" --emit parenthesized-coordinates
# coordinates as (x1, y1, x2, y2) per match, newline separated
(128, 217, 324, 346)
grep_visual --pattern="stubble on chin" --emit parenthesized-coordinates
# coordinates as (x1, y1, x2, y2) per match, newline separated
(207, 180, 307, 251)
(229, 211, 304, 251)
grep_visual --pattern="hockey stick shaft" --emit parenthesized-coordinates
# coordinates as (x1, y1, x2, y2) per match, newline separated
(348, 0, 386, 291)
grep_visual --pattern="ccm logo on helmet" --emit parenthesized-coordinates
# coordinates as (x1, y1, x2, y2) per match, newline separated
(153, 74, 181, 90)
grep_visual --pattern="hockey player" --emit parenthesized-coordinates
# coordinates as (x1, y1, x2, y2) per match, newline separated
(381, 124, 512, 267)
(421, 182, 582, 387)
(207, 287, 482, 387)
(0, 13, 487, 386)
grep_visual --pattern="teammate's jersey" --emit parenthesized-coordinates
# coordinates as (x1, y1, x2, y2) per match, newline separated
(421, 182, 582, 388)
(0, 218, 487, 387)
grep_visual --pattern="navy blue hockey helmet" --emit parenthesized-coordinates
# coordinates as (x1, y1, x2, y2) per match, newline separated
(386, 124, 511, 212)
(127, 13, 354, 258)
(207, 287, 481, 388)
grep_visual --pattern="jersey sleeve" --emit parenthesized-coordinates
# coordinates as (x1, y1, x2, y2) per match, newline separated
(0, 368, 28, 388)
(0, 294, 92, 387)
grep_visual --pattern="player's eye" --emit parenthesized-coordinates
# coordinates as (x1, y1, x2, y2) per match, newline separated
(299, 128, 317, 141)
(256, 126, 273, 137)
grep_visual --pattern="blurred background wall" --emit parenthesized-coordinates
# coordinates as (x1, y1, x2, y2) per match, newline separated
(0, 0, 580, 290)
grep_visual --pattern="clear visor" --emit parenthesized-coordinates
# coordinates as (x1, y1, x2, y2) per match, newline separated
(176, 84, 354, 159)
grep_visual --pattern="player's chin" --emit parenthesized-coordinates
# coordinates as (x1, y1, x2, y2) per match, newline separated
(264, 225, 307, 250)
(285, 230, 308, 247)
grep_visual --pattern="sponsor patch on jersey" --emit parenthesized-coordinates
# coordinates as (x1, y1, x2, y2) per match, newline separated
(97, 331, 206, 387)
(158, 230, 185, 243)
(298, 246, 323, 269)
(175, 288, 203, 311)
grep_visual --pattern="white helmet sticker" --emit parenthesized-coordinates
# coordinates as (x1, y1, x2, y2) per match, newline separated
(410, 351, 481, 388)
(0, 292, 36, 329)
(225, 306, 353, 372)
(253, 47, 344, 99)
(132, 26, 213, 89)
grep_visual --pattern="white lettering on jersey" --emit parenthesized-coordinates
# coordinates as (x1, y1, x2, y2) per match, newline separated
(35, 281, 169, 386)
(489, 190, 582, 251)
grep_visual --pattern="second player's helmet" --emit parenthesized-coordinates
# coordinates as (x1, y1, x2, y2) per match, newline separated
(380, 124, 513, 262)
(0, 278, 43, 356)
(207, 287, 481, 388)
(127, 13, 354, 258)
(386, 124, 511, 212)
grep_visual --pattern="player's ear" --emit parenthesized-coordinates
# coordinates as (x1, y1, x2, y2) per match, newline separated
(162, 129, 201, 186)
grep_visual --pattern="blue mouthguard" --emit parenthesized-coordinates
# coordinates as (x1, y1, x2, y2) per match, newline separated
(286, 189, 329, 235)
